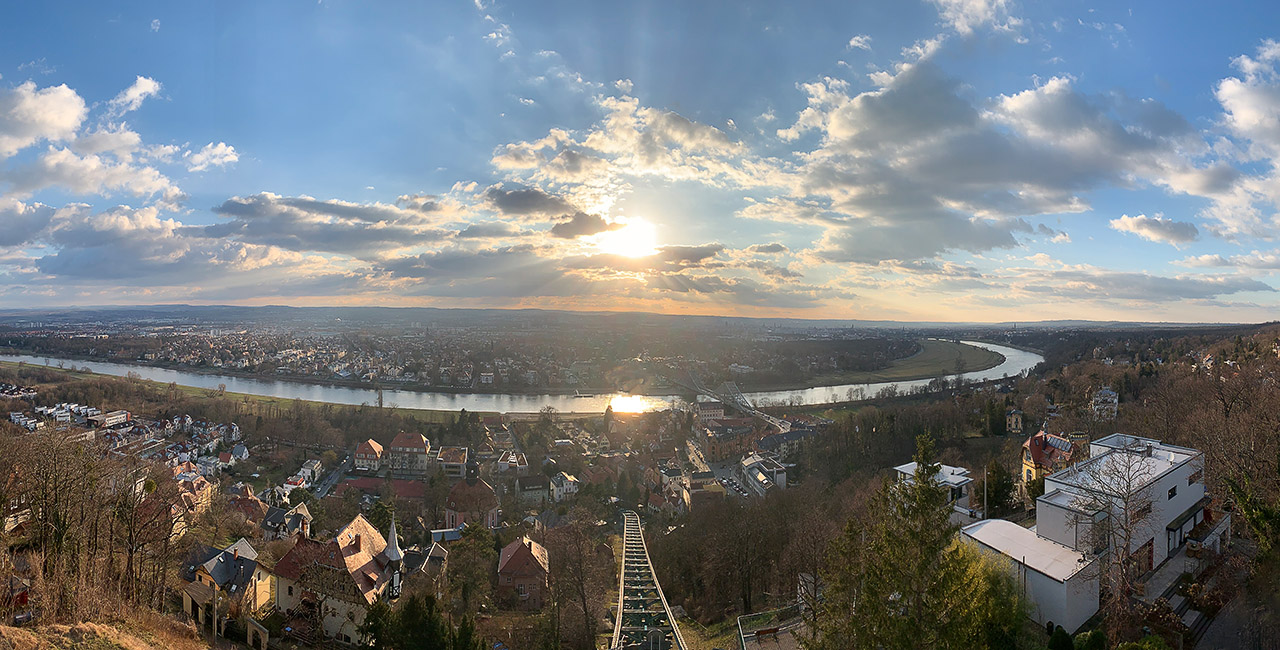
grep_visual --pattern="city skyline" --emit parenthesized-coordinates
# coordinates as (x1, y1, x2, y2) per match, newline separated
(3, 1, 1280, 322)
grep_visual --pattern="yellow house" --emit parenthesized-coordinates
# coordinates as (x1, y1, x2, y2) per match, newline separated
(1021, 430, 1074, 484)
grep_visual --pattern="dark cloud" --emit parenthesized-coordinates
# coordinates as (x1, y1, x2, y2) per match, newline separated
(484, 183, 575, 216)
(747, 242, 788, 254)
(204, 192, 449, 257)
(549, 212, 621, 239)
(456, 221, 527, 239)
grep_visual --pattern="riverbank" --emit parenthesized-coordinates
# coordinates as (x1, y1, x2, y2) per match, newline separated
(0, 338, 1001, 398)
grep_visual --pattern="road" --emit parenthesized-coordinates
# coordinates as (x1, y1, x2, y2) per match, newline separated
(314, 455, 352, 498)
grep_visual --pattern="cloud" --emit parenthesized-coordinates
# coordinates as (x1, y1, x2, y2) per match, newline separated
(456, 221, 527, 239)
(615, 79, 634, 94)
(5, 147, 185, 206)
(748, 242, 788, 254)
(0, 81, 87, 158)
(205, 192, 449, 257)
(847, 34, 872, 51)
(150, 19, 160, 32)
(186, 141, 238, 171)
(548, 212, 621, 239)
(484, 183, 576, 216)
(0, 198, 56, 246)
(1108, 213, 1199, 245)
(927, 0, 1012, 35)
(1176, 250, 1280, 270)
(106, 76, 162, 116)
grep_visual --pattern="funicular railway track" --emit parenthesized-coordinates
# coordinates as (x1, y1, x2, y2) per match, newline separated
(611, 510, 686, 650)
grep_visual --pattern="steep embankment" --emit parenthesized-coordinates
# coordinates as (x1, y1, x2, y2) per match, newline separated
(0, 619, 211, 650)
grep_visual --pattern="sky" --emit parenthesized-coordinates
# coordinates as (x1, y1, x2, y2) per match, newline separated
(2, 1, 1280, 322)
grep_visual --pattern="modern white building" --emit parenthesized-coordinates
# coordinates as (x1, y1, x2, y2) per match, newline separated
(893, 461, 972, 508)
(962, 519, 1100, 633)
(962, 434, 1228, 633)
(740, 452, 787, 496)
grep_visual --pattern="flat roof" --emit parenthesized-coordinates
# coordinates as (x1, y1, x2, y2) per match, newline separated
(962, 519, 1093, 582)
(894, 461, 972, 488)
(1049, 442, 1195, 496)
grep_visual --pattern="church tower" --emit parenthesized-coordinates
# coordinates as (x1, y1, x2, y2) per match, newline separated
(385, 514, 404, 599)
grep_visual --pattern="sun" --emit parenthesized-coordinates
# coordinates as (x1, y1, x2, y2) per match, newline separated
(594, 218, 658, 257)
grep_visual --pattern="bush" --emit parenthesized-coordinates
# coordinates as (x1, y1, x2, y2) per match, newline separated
(1074, 629, 1107, 650)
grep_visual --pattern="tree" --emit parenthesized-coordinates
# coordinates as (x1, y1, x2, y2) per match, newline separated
(357, 599, 396, 650)
(1027, 475, 1046, 501)
(369, 500, 396, 535)
(973, 459, 1016, 517)
(547, 509, 613, 650)
(1047, 625, 1072, 650)
(447, 524, 496, 616)
(811, 434, 1011, 649)
(289, 487, 315, 506)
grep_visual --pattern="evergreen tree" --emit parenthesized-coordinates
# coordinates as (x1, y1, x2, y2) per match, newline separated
(810, 434, 1024, 649)
(357, 600, 396, 650)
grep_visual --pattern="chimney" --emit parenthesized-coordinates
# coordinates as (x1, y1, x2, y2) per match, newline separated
(234, 548, 240, 561)
(301, 517, 310, 539)
(354, 534, 362, 552)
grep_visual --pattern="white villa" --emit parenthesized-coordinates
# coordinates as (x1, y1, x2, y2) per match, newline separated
(962, 434, 1230, 633)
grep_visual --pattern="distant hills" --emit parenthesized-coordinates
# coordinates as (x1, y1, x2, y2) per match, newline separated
(0, 304, 1262, 331)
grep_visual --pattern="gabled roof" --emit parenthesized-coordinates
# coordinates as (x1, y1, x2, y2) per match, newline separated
(274, 514, 393, 605)
(389, 431, 429, 453)
(356, 438, 385, 456)
(498, 537, 549, 576)
(447, 475, 498, 514)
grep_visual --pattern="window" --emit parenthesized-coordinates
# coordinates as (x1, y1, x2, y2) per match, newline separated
(288, 585, 293, 596)
(1130, 503, 1152, 524)
(1168, 486, 1177, 500)
(1188, 469, 1203, 485)
(1026, 469, 1032, 482)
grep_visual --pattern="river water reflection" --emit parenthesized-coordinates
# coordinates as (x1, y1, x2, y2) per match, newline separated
(4, 341, 1041, 414)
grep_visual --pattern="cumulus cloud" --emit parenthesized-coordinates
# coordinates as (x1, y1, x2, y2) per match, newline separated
(1109, 213, 1199, 245)
(5, 147, 185, 206)
(484, 183, 576, 216)
(928, 0, 1012, 35)
(0, 81, 87, 158)
(186, 141, 238, 171)
(106, 76, 162, 116)
(204, 192, 449, 257)
(0, 198, 56, 247)
(150, 19, 160, 32)
(549, 212, 622, 239)
(847, 34, 872, 51)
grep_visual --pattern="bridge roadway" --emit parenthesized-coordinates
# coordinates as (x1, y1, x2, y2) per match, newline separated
(667, 367, 790, 434)
(611, 510, 686, 650)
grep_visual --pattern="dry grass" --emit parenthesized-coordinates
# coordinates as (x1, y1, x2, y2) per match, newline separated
(0, 615, 209, 650)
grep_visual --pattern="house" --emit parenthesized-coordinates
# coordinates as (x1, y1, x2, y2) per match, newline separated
(1006, 409, 1024, 436)
(740, 452, 788, 496)
(181, 538, 271, 634)
(260, 502, 313, 541)
(494, 450, 529, 476)
(497, 537, 549, 610)
(893, 460, 971, 508)
(436, 446, 469, 480)
(962, 434, 1230, 634)
(1092, 387, 1119, 419)
(550, 472, 579, 502)
(300, 459, 323, 483)
(387, 432, 432, 476)
(273, 514, 405, 644)
(695, 397, 725, 421)
(354, 439, 385, 472)
(230, 443, 250, 462)
(444, 461, 499, 529)
(514, 474, 550, 507)
(697, 417, 758, 462)
(1022, 430, 1075, 486)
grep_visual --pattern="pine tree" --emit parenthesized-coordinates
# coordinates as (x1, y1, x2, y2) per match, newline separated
(810, 434, 1014, 650)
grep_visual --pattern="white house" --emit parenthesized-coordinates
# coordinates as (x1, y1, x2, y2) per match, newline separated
(740, 452, 787, 496)
(961, 519, 1100, 633)
(550, 472, 579, 502)
(962, 434, 1228, 633)
(893, 461, 972, 509)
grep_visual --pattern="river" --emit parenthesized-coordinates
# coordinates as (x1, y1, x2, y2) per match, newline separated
(3, 341, 1041, 414)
